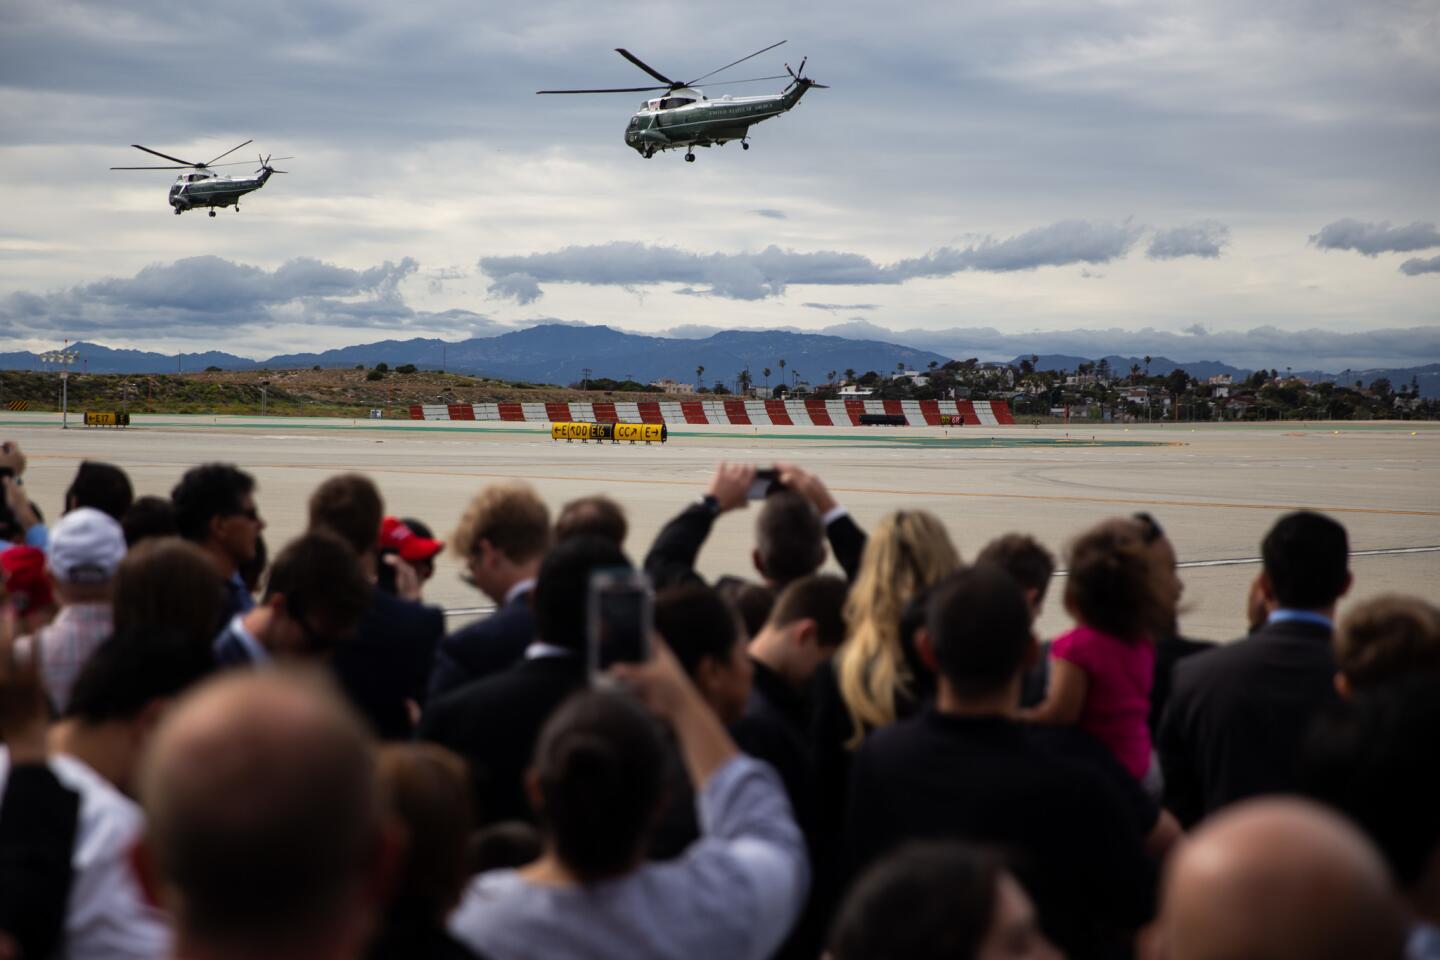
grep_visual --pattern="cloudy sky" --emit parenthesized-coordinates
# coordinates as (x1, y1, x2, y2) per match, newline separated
(2, 0, 1437, 370)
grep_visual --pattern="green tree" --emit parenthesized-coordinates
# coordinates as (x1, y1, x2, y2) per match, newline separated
(695, 364, 705, 388)
(762, 367, 771, 389)
(827, 369, 837, 384)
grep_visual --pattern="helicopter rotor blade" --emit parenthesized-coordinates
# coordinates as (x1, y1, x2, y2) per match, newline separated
(110, 165, 191, 170)
(203, 139, 254, 167)
(614, 48, 677, 87)
(685, 40, 787, 86)
(699, 74, 790, 88)
(129, 144, 198, 166)
(536, 85, 669, 94)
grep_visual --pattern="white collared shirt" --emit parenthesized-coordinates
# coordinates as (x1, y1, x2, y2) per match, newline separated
(0, 747, 172, 960)
(505, 578, 537, 606)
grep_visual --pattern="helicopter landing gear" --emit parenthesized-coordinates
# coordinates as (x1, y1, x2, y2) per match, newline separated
(685, 152, 695, 162)
(173, 208, 182, 215)
(208, 210, 216, 218)
(742, 141, 750, 150)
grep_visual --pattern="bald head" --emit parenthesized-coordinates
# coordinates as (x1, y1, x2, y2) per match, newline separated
(1158, 798, 1406, 960)
(140, 670, 382, 952)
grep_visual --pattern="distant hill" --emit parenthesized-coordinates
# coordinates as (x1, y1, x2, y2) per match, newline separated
(2, 330, 1434, 397)
(1013, 354, 1250, 381)
(3, 326, 948, 388)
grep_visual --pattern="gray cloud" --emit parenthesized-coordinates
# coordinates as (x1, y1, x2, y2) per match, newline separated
(1147, 221, 1231, 259)
(0, 255, 507, 341)
(486, 272, 543, 305)
(802, 302, 880, 311)
(479, 220, 1146, 301)
(1399, 255, 1440, 276)
(753, 209, 787, 219)
(1309, 219, 1440, 256)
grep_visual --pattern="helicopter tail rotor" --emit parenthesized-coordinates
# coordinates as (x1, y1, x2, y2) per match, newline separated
(256, 153, 290, 174)
(784, 58, 828, 92)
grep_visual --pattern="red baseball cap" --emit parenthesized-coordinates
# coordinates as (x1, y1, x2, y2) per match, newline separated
(1, 545, 55, 613)
(379, 516, 444, 563)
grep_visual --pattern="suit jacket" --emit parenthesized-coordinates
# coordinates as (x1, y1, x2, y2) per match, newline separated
(644, 501, 869, 591)
(212, 622, 261, 669)
(1158, 618, 1339, 826)
(428, 590, 536, 699)
(0, 763, 79, 960)
(418, 653, 586, 826)
(332, 588, 445, 741)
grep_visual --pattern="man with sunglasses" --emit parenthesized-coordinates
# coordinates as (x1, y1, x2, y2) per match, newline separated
(213, 531, 371, 667)
(172, 463, 267, 621)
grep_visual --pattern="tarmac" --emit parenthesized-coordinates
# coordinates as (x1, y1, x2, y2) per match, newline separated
(5, 412, 1436, 643)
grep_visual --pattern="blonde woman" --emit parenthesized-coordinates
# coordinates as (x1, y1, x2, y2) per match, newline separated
(836, 510, 962, 744)
(810, 510, 960, 869)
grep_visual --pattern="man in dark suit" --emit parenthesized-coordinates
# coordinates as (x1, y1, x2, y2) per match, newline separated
(309, 474, 445, 740)
(428, 483, 551, 699)
(844, 564, 1153, 959)
(420, 536, 628, 826)
(1159, 510, 1351, 826)
(644, 462, 867, 593)
(212, 531, 371, 669)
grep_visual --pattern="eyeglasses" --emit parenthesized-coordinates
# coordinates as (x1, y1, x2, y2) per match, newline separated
(229, 506, 261, 522)
(1133, 512, 1164, 544)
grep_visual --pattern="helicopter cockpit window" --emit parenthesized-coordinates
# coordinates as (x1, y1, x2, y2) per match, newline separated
(658, 97, 695, 109)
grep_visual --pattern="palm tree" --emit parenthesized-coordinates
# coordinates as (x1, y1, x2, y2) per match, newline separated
(1130, 363, 1141, 381)
(1143, 355, 1152, 378)
(763, 366, 771, 389)
(827, 369, 837, 385)
(778, 358, 786, 383)
(844, 368, 857, 382)
(737, 369, 752, 395)
(695, 364, 704, 388)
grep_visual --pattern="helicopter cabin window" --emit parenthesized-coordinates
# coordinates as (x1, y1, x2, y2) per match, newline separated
(657, 96, 695, 110)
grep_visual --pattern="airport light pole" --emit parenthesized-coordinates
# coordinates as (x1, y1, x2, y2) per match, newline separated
(41, 349, 77, 428)
(260, 379, 269, 417)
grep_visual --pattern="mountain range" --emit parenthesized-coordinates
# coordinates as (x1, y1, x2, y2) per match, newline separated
(3, 326, 1436, 397)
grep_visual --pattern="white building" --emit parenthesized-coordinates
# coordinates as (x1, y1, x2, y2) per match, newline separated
(649, 378, 695, 396)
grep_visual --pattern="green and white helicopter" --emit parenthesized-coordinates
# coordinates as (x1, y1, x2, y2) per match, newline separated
(110, 140, 291, 217)
(538, 41, 826, 161)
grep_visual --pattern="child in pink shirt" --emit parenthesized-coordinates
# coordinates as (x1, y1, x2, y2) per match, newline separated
(1023, 519, 1171, 788)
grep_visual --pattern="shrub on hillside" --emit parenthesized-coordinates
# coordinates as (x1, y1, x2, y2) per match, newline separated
(366, 369, 385, 382)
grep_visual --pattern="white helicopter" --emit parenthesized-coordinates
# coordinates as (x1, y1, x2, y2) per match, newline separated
(111, 140, 291, 216)
(539, 41, 827, 161)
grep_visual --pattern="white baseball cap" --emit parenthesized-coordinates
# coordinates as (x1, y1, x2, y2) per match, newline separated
(47, 507, 126, 584)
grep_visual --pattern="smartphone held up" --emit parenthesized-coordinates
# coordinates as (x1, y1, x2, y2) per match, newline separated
(587, 568, 654, 681)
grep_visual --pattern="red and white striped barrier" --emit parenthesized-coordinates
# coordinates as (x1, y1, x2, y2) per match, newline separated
(409, 398, 1013, 427)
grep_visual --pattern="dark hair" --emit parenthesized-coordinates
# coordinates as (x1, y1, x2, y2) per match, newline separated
(533, 691, 665, 883)
(264, 532, 371, 650)
(308, 474, 383, 556)
(927, 565, 1032, 699)
(829, 842, 1006, 960)
(123, 495, 179, 547)
(65, 625, 214, 723)
(755, 491, 825, 586)
(555, 496, 628, 547)
(770, 574, 849, 648)
(532, 536, 630, 652)
(113, 538, 228, 654)
(717, 578, 775, 639)
(975, 534, 1055, 602)
(1301, 675, 1440, 889)
(1263, 511, 1349, 610)
(655, 584, 741, 679)
(1064, 523, 1166, 641)
(66, 461, 134, 521)
(172, 464, 256, 543)
(375, 743, 474, 919)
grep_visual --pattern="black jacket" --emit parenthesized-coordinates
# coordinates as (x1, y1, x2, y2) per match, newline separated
(332, 588, 445, 740)
(419, 653, 586, 826)
(428, 589, 536, 699)
(1158, 617, 1339, 826)
(0, 763, 79, 960)
(846, 712, 1154, 960)
(644, 500, 869, 591)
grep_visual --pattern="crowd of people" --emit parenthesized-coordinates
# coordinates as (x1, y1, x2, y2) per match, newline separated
(0, 439, 1437, 960)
